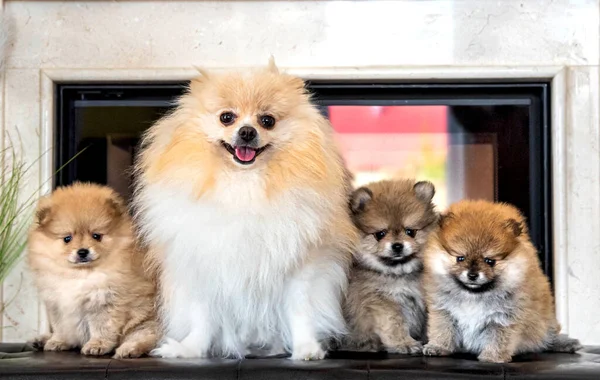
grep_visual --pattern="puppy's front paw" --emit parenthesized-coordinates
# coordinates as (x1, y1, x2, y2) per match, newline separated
(29, 334, 51, 351)
(478, 351, 512, 363)
(290, 340, 326, 361)
(422, 343, 452, 357)
(150, 338, 207, 359)
(388, 339, 423, 355)
(81, 339, 115, 356)
(552, 335, 583, 353)
(114, 342, 147, 359)
(44, 339, 72, 352)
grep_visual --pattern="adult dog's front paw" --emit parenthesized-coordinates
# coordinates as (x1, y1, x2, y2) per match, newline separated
(81, 339, 115, 356)
(150, 338, 207, 359)
(290, 340, 326, 361)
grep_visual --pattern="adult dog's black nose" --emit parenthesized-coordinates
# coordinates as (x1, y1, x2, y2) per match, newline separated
(239, 126, 257, 142)
(467, 271, 479, 281)
(77, 248, 89, 258)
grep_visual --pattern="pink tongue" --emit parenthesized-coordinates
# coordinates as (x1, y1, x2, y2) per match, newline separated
(235, 146, 257, 162)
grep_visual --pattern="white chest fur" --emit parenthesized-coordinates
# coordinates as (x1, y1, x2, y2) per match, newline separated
(36, 270, 112, 346)
(39, 271, 111, 312)
(441, 292, 513, 353)
(380, 275, 427, 340)
(138, 177, 338, 355)
(141, 180, 328, 281)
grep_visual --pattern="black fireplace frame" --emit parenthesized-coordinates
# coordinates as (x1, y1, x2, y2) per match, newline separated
(55, 81, 552, 280)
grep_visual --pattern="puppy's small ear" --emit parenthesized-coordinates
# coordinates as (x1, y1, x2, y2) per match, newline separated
(34, 197, 53, 227)
(350, 187, 373, 214)
(503, 218, 523, 237)
(414, 181, 435, 203)
(106, 193, 127, 218)
(267, 56, 279, 74)
(438, 212, 454, 228)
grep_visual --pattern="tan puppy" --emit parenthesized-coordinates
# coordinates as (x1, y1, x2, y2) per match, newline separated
(423, 200, 581, 363)
(342, 179, 437, 354)
(27, 183, 157, 358)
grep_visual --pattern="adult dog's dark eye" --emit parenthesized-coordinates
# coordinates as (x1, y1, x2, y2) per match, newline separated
(484, 257, 496, 267)
(405, 228, 417, 238)
(220, 112, 236, 126)
(259, 115, 276, 129)
(456, 256, 465, 262)
(374, 230, 387, 241)
(63, 235, 72, 244)
(92, 233, 103, 242)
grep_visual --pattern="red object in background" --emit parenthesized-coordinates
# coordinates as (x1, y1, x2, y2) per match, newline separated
(328, 105, 447, 134)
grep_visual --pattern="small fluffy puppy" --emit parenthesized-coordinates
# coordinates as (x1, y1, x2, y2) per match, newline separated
(27, 183, 157, 358)
(342, 179, 437, 354)
(133, 60, 357, 359)
(423, 200, 581, 363)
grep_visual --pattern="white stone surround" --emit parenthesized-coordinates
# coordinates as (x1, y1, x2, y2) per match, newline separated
(0, 0, 599, 344)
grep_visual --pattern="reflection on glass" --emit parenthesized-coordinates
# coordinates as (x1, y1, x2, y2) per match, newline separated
(328, 105, 497, 211)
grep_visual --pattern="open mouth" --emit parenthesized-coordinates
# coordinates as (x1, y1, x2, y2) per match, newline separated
(220, 141, 270, 165)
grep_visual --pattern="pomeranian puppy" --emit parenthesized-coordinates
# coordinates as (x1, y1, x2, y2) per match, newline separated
(27, 183, 158, 358)
(133, 60, 357, 359)
(422, 200, 581, 363)
(342, 179, 437, 354)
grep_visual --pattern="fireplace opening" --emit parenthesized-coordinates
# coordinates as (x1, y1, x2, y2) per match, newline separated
(55, 81, 551, 278)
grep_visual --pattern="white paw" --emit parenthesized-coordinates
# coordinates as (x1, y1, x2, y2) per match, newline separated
(290, 340, 326, 361)
(150, 338, 207, 359)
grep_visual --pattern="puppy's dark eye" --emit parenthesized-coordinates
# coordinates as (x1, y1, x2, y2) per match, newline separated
(374, 230, 387, 241)
(92, 233, 102, 242)
(259, 115, 276, 129)
(456, 256, 465, 262)
(220, 112, 236, 126)
(484, 257, 496, 267)
(405, 228, 417, 238)
(63, 235, 72, 244)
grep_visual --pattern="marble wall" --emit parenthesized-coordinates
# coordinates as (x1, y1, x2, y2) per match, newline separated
(1, 0, 599, 344)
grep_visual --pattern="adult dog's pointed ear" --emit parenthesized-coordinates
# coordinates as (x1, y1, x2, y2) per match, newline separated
(267, 56, 279, 74)
(190, 66, 211, 93)
(193, 66, 211, 79)
(350, 187, 373, 214)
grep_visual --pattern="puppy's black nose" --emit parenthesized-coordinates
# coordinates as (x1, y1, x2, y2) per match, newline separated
(239, 126, 257, 142)
(391, 243, 404, 255)
(77, 248, 89, 258)
(467, 271, 479, 281)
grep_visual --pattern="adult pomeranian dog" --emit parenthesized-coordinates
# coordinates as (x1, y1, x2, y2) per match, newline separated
(342, 179, 437, 354)
(133, 60, 357, 359)
(422, 200, 581, 363)
(27, 183, 157, 358)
